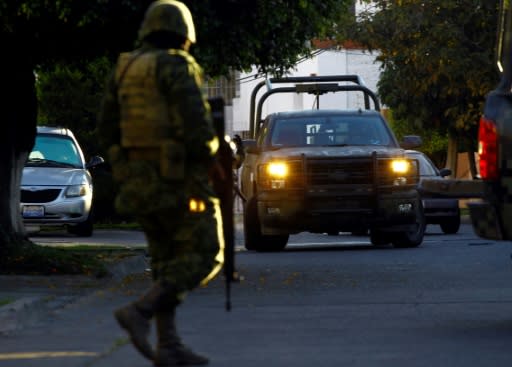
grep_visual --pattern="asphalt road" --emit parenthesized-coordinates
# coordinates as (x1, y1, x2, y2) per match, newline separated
(2, 222, 511, 367)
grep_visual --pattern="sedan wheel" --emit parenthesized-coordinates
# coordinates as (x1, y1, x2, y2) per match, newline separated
(68, 214, 94, 237)
(440, 210, 461, 234)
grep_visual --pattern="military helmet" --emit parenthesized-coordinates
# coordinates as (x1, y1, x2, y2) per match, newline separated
(138, 0, 196, 44)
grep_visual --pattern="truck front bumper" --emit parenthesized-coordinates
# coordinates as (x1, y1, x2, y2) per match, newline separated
(257, 189, 420, 235)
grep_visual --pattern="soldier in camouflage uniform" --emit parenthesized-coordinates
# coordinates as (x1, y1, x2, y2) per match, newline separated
(98, 1, 224, 365)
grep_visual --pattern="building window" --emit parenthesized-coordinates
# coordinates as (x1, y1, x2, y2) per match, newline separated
(206, 71, 240, 105)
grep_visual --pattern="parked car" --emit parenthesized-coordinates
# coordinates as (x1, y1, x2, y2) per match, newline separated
(405, 150, 461, 234)
(21, 126, 104, 236)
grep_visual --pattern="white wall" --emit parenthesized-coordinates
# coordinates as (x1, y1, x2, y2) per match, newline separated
(231, 48, 381, 134)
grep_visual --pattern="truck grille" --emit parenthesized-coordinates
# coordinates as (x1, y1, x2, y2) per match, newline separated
(308, 158, 373, 185)
(306, 157, 418, 188)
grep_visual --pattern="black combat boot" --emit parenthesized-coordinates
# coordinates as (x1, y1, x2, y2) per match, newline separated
(154, 310, 209, 366)
(114, 283, 169, 360)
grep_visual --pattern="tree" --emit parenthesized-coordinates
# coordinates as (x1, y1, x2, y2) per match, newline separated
(37, 58, 113, 157)
(0, 0, 352, 264)
(190, 0, 354, 76)
(344, 0, 500, 175)
(1, 43, 37, 253)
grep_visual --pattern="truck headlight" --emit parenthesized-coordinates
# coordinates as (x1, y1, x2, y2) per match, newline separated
(259, 162, 289, 189)
(391, 159, 410, 174)
(390, 159, 411, 186)
(267, 162, 289, 178)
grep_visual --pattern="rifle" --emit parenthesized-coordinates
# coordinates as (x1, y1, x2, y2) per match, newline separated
(208, 97, 239, 311)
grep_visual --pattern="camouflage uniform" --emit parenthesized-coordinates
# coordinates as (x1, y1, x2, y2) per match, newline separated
(98, 1, 223, 365)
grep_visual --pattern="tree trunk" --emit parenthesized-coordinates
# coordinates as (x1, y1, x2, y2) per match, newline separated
(467, 149, 478, 179)
(0, 57, 38, 256)
(446, 134, 458, 178)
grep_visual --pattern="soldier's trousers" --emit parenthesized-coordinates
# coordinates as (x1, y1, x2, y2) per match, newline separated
(137, 197, 224, 305)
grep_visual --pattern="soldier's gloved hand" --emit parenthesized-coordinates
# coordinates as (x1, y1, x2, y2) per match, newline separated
(208, 160, 226, 182)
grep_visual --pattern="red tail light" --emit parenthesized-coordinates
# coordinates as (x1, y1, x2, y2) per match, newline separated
(478, 116, 499, 180)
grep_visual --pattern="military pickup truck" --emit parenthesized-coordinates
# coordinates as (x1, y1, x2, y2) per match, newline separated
(420, 0, 512, 241)
(240, 75, 425, 251)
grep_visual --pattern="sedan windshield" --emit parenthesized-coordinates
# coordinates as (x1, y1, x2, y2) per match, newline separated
(413, 154, 438, 177)
(26, 134, 83, 168)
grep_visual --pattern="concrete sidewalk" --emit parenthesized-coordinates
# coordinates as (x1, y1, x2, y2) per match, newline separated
(0, 252, 263, 367)
(0, 254, 163, 366)
(0, 213, 245, 336)
(0, 254, 149, 336)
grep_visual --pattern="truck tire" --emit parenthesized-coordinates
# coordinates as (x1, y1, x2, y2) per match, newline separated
(370, 229, 391, 246)
(243, 197, 289, 252)
(392, 204, 426, 248)
(351, 227, 369, 236)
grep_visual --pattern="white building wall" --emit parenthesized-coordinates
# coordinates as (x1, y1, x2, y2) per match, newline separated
(231, 48, 381, 134)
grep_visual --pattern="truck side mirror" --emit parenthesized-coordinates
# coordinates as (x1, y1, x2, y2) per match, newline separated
(439, 168, 452, 177)
(243, 139, 259, 154)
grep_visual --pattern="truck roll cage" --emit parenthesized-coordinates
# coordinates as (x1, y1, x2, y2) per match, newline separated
(249, 75, 381, 138)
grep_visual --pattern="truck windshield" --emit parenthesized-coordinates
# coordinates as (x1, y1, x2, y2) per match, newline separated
(270, 115, 393, 147)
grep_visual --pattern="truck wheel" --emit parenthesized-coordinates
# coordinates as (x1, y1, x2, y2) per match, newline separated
(243, 197, 289, 252)
(440, 211, 461, 234)
(351, 227, 369, 236)
(370, 229, 391, 246)
(392, 206, 426, 248)
(257, 235, 289, 252)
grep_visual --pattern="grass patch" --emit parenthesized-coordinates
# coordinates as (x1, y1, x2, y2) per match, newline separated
(94, 222, 141, 230)
(35, 221, 142, 232)
(0, 243, 143, 277)
(0, 298, 14, 307)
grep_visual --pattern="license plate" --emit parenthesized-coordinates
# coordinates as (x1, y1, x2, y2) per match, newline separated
(22, 205, 45, 218)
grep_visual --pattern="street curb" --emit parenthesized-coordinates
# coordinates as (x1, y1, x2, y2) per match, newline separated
(0, 294, 80, 335)
(107, 253, 150, 281)
(0, 297, 47, 335)
(0, 254, 148, 335)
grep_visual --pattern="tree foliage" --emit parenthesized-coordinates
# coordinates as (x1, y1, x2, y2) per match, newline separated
(2, 0, 352, 76)
(37, 58, 113, 156)
(386, 110, 449, 167)
(345, 0, 500, 153)
(190, 0, 354, 76)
